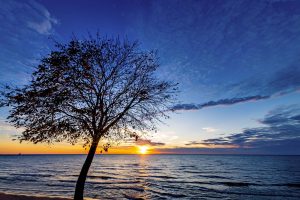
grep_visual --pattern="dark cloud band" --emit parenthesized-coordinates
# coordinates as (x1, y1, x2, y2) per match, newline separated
(188, 105, 300, 154)
(172, 95, 269, 111)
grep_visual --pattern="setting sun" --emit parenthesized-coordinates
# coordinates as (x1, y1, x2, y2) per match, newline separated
(138, 146, 148, 154)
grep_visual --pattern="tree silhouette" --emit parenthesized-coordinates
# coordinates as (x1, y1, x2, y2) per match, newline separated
(0, 35, 177, 200)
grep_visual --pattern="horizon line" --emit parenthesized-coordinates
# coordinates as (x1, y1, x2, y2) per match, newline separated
(1, 153, 299, 156)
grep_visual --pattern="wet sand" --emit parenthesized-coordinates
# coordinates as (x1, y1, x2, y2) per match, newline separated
(0, 193, 71, 200)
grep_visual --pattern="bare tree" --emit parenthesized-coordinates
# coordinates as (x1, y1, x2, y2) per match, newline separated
(0, 35, 177, 200)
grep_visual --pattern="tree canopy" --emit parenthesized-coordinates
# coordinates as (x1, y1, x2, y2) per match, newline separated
(1, 36, 177, 147)
(0, 35, 178, 200)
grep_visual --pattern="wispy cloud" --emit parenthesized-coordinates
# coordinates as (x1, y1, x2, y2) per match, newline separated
(172, 95, 268, 111)
(136, 139, 165, 146)
(27, 18, 57, 35)
(0, 0, 57, 85)
(228, 62, 300, 98)
(158, 106, 300, 154)
(202, 127, 218, 133)
(26, 1, 58, 35)
(124, 138, 165, 147)
(185, 141, 203, 146)
(136, 0, 300, 106)
(0, 120, 23, 136)
(0, 120, 16, 132)
(196, 105, 300, 153)
(172, 62, 300, 111)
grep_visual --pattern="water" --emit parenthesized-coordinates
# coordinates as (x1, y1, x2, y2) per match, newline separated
(0, 155, 300, 199)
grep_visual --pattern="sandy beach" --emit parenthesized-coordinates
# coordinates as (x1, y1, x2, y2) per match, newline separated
(0, 193, 71, 200)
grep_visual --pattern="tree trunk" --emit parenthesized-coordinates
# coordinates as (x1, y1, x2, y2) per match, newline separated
(74, 139, 99, 200)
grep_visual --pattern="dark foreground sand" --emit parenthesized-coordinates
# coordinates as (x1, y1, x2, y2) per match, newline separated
(0, 193, 71, 200)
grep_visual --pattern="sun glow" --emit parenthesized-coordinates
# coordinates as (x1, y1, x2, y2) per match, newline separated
(138, 146, 148, 154)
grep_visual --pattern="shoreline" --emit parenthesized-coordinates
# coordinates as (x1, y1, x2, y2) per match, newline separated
(0, 192, 71, 200)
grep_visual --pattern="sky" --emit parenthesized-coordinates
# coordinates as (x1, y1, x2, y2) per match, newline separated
(0, 0, 300, 154)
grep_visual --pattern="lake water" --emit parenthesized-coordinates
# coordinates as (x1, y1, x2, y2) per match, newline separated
(0, 155, 299, 199)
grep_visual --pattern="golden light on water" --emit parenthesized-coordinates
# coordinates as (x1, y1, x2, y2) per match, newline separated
(138, 146, 148, 154)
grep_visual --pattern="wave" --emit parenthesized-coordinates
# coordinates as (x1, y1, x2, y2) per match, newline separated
(272, 183, 300, 188)
(88, 175, 115, 180)
(138, 175, 177, 179)
(1, 155, 300, 199)
(123, 193, 146, 200)
(147, 187, 187, 198)
(9, 173, 52, 177)
(221, 181, 249, 187)
(94, 185, 145, 192)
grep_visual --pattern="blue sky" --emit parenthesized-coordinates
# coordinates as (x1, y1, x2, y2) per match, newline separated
(0, 0, 300, 154)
